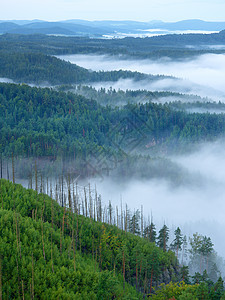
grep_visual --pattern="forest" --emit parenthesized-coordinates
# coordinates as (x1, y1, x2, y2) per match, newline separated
(1, 82, 225, 180)
(1, 32, 225, 59)
(1, 32, 225, 298)
(0, 51, 166, 85)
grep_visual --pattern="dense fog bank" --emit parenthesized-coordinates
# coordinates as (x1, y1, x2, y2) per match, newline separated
(58, 53, 225, 101)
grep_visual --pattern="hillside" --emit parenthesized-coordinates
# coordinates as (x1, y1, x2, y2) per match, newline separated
(0, 51, 165, 85)
(1, 82, 225, 183)
(1, 179, 225, 299)
(0, 179, 180, 298)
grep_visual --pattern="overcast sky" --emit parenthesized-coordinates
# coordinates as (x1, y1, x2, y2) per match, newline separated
(1, 0, 225, 22)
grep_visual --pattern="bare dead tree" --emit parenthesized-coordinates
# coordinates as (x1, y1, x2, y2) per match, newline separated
(121, 198, 123, 231)
(35, 161, 38, 192)
(89, 183, 93, 219)
(141, 205, 144, 237)
(12, 152, 15, 184)
(84, 187, 87, 217)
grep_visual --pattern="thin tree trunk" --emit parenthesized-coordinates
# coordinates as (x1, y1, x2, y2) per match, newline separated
(16, 257, 21, 298)
(35, 161, 38, 192)
(0, 256, 2, 300)
(60, 207, 66, 253)
(141, 205, 143, 237)
(51, 196, 54, 273)
(72, 229, 76, 271)
(121, 199, 123, 231)
(136, 256, 138, 290)
(84, 187, 87, 217)
(41, 209, 45, 260)
(0, 152, 3, 179)
(123, 251, 125, 290)
(32, 253, 34, 299)
(21, 280, 25, 300)
(68, 174, 72, 211)
(61, 174, 64, 207)
(150, 267, 154, 294)
(12, 152, 15, 184)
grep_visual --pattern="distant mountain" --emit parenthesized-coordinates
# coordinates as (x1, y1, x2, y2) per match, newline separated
(0, 21, 112, 36)
(156, 19, 225, 31)
(0, 19, 225, 36)
(0, 22, 20, 31)
(0, 19, 45, 25)
(55, 19, 225, 32)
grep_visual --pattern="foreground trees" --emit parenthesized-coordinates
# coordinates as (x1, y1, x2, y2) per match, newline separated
(0, 179, 180, 298)
(0, 179, 224, 298)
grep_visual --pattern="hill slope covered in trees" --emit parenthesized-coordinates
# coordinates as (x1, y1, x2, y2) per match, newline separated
(0, 179, 181, 298)
(0, 51, 168, 85)
(1, 179, 225, 299)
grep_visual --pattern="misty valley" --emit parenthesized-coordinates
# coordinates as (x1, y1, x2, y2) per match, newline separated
(1, 30, 225, 299)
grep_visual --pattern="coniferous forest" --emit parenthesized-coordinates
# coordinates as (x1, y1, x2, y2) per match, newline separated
(1, 31, 225, 299)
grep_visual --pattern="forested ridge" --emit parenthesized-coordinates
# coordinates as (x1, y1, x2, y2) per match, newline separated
(1, 82, 225, 156)
(1, 179, 225, 299)
(0, 51, 165, 85)
(1, 82, 225, 182)
(1, 33, 225, 59)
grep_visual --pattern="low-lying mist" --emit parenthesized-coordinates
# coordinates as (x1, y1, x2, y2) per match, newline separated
(57, 53, 225, 101)
(92, 140, 225, 257)
(87, 78, 225, 102)
(0, 78, 14, 83)
(3, 139, 225, 265)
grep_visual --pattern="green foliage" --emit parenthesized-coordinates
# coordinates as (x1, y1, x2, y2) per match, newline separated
(170, 227, 183, 257)
(0, 51, 156, 85)
(189, 233, 217, 281)
(1, 82, 225, 181)
(1, 33, 225, 60)
(150, 278, 225, 300)
(143, 222, 157, 243)
(157, 225, 169, 252)
(0, 179, 180, 298)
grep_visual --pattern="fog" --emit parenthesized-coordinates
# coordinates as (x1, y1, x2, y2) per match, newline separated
(57, 53, 225, 101)
(93, 140, 225, 257)
(88, 78, 224, 101)
(103, 29, 218, 39)
(0, 77, 14, 83)
(186, 107, 225, 114)
(4, 140, 225, 262)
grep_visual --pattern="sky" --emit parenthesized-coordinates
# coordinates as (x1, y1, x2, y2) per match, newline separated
(1, 0, 225, 22)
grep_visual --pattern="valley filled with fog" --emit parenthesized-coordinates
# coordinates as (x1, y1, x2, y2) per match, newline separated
(54, 52, 225, 257)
